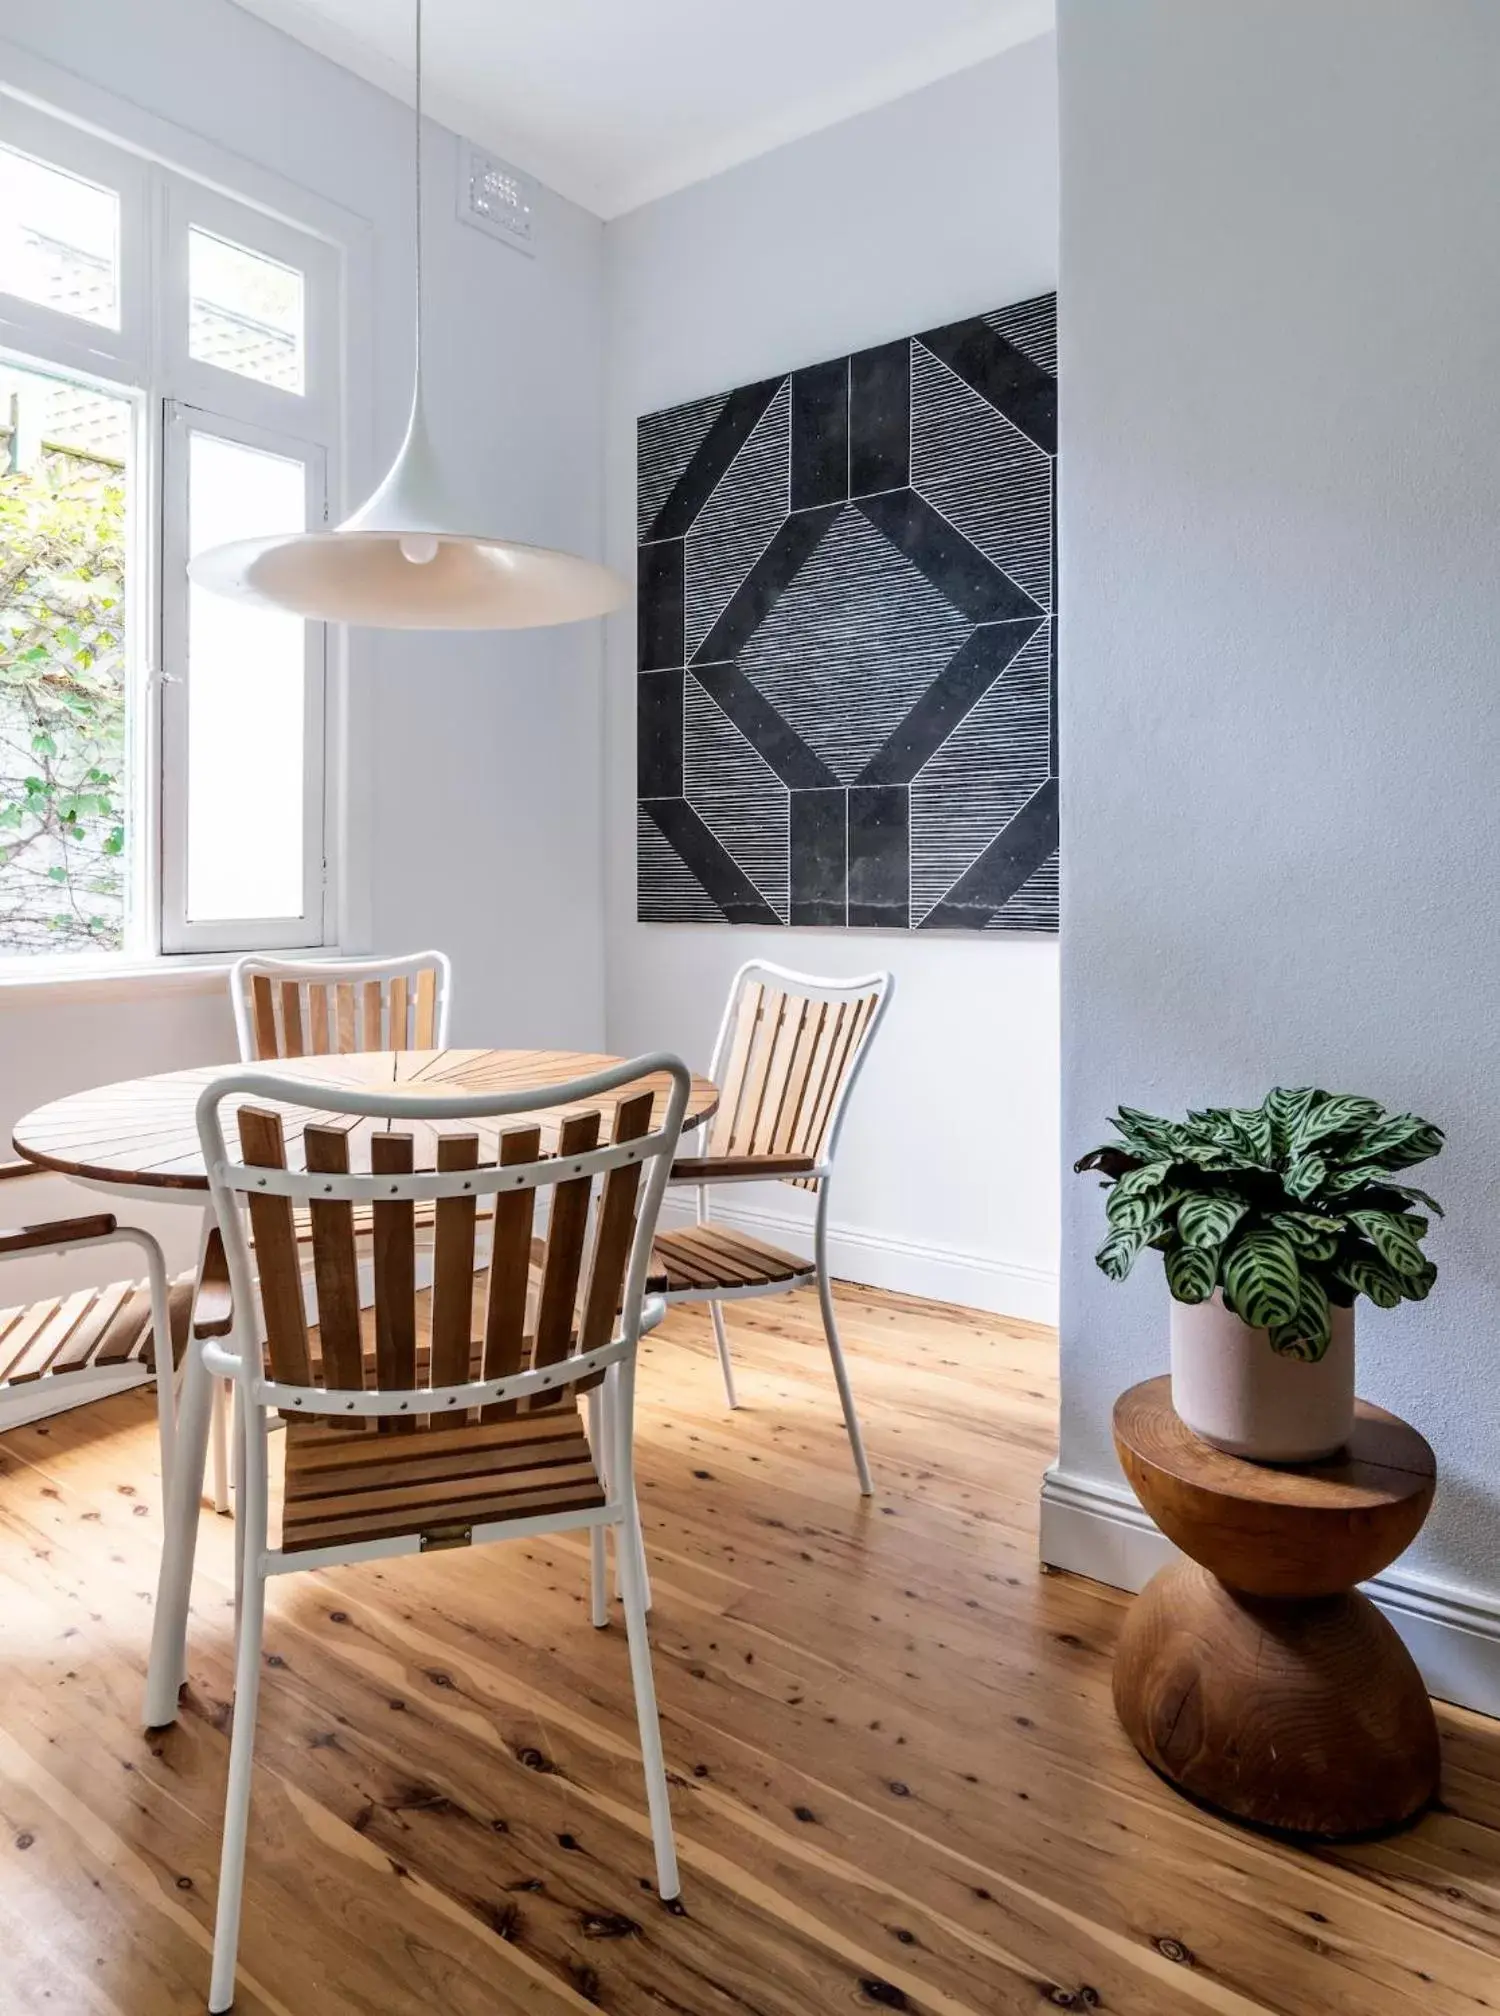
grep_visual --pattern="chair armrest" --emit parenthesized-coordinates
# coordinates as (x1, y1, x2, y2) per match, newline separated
(0, 1159, 39, 1184)
(670, 1154, 819, 1184)
(0, 1213, 117, 1256)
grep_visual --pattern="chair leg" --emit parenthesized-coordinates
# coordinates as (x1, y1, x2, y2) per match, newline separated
(210, 1377, 231, 1516)
(629, 1495, 653, 1614)
(210, 1402, 268, 2014)
(144, 1341, 213, 1728)
(210, 1554, 265, 2012)
(141, 1239, 177, 1504)
(616, 1501, 679, 1900)
(590, 1525, 609, 1629)
(815, 1220, 873, 1497)
(708, 1301, 738, 1410)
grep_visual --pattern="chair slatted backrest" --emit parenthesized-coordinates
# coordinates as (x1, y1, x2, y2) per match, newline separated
(217, 1068, 675, 1427)
(707, 967, 890, 1186)
(232, 953, 450, 1063)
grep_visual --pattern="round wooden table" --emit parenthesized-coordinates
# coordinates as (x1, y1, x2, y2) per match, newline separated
(1112, 1376, 1439, 1839)
(12, 1048, 720, 1194)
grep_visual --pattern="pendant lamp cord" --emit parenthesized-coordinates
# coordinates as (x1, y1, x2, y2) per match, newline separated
(413, 0, 424, 381)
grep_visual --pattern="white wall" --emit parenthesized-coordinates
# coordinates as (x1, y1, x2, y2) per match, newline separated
(1047, 0, 1500, 1708)
(601, 40, 1061, 1321)
(0, 0, 608, 1272)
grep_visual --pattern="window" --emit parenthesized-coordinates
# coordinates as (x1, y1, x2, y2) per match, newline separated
(0, 148, 119, 330)
(0, 99, 340, 963)
(188, 230, 304, 393)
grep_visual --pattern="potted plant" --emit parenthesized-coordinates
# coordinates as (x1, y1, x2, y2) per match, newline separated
(1076, 1089, 1443, 1462)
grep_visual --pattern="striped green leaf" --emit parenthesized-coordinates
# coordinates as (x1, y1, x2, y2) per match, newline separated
(1289, 1093, 1384, 1155)
(1114, 1107, 1189, 1157)
(1385, 1182, 1444, 1218)
(1095, 1227, 1146, 1282)
(1268, 1211, 1342, 1261)
(1177, 1140, 1242, 1173)
(1333, 1249, 1404, 1310)
(1074, 1144, 1139, 1178)
(1283, 1153, 1328, 1202)
(1266, 1271, 1331, 1361)
(1106, 1184, 1181, 1233)
(1112, 1158, 1175, 1199)
(1330, 1113, 1444, 1173)
(1221, 1230, 1302, 1330)
(1176, 1193, 1248, 1248)
(1327, 1156, 1444, 1199)
(1164, 1244, 1217, 1304)
(1346, 1209, 1431, 1285)
(1264, 1086, 1318, 1158)
(1224, 1105, 1274, 1164)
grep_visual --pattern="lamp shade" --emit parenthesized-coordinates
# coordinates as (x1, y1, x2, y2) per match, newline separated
(188, 386, 628, 630)
(185, 0, 627, 636)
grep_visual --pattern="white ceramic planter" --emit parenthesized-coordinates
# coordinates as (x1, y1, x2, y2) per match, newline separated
(1169, 1291, 1355, 1463)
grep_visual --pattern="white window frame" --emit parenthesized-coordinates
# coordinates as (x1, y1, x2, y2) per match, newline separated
(0, 86, 345, 966)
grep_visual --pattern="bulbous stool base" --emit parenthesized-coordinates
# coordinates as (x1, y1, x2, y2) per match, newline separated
(1113, 1560, 1439, 1837)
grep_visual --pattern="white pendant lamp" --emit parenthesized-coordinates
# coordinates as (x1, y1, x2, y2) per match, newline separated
(189, 0, 627, 631)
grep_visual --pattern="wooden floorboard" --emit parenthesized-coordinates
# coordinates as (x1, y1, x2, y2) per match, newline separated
(1, 1284, 1499, 2013)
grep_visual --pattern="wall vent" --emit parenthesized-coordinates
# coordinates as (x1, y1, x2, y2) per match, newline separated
(457, 144, 536, 257)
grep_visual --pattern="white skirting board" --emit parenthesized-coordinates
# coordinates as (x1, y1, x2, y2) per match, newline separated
(1039, 1466, 1500, 1721)
(655, 1192, 1059, 1326)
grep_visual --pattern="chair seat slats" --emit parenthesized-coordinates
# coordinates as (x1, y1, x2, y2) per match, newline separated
(0, 1298, 63, 1382)
(287, 1407, 576, 1472)
(280, 1405, 603, 1552)
(48, 1279, 137, 1374)
(651, 1221, 812, 1296)
(6, 1288, 96, 1384)
(0, 1272, 194, 1396)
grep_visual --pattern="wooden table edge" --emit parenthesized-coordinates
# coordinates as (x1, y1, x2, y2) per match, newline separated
(11, 1049, 719, 1194)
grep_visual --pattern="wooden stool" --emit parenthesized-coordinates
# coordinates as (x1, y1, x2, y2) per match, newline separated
(1112, 1375, 1439, 1838)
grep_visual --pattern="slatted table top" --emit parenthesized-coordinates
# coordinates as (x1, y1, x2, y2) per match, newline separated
(12, 1048, 719, 1193)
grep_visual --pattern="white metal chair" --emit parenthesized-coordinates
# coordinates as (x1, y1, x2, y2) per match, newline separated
(230, 948, 453, 1061)
(194, 951, 457, 1508)
(143, 1053, 692, 2013)
(0, 1159, 180, 1484)
(654, 961, 893, 1495)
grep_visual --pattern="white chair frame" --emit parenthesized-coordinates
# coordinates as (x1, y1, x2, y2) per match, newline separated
(0, 1228, 175, 1458)
(229, 948, 454, 1061)
(144, 1053, 691, 2014)
(0, 1166, 177, 1481)
(675, 960, 893, 1496)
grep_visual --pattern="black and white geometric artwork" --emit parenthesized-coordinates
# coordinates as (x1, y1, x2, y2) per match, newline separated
(636, 293, 1056, 932)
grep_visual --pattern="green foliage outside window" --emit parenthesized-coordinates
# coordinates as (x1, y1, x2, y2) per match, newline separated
(0, 437, 127, 953)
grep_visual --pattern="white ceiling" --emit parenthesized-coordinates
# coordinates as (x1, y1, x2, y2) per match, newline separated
(232, 0, 1054, 219)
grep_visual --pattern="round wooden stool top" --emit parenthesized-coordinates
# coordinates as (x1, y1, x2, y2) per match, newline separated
(1113, 1376, 1436, 1598)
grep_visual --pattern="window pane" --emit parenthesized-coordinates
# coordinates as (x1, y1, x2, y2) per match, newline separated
(0, 147, 120, 330)
(186, 434, 307, 921)
(0, 363, 131, 955)
(189, 230, 304, 393)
